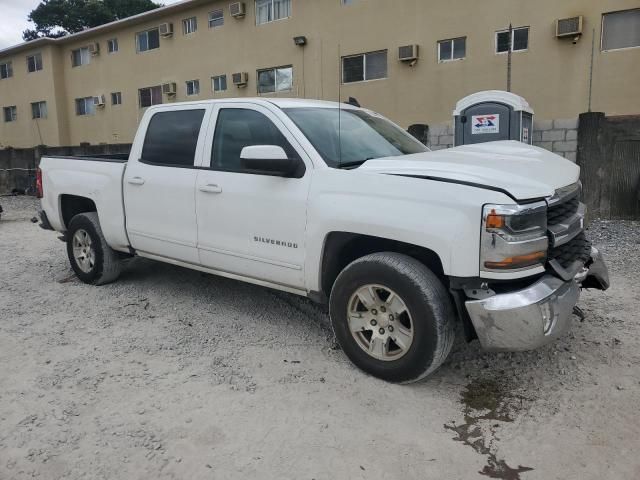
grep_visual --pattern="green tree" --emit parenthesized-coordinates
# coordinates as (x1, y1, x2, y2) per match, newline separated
(23, 0, 163, 41)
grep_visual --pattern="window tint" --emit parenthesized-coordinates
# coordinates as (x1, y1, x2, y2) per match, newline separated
(142, 110, 205, 167)
(212, 108, 296, 171)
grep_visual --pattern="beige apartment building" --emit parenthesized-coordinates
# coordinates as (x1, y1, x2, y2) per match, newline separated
(0, 0, 639, 150)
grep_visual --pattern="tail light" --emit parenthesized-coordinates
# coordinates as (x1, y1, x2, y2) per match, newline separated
(36, 167, 43, 198)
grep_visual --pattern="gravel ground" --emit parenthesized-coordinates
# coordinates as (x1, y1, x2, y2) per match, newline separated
(0, 195, 639, 480)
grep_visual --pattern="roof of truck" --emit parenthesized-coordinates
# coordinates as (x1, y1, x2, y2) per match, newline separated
(145, 98, 362, 111)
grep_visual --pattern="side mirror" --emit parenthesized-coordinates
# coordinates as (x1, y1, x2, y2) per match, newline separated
(240, 145, 299, 177)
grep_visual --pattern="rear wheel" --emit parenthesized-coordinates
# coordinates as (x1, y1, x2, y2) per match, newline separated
(329, 252, 455, 383)
(66, 212, 121, 285)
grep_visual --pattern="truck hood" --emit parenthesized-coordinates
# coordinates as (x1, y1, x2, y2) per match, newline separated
(358, 141, 580, 201)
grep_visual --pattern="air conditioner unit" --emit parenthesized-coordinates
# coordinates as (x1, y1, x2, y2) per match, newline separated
(398, 44, 419, 62)
(232, 72, 248, 87)
(88, 42, 100, 56)
(556, 16, 583, 38)
(159, 22, 174, 37)
(93, 95, 106, 107)
(162, 82, 177, 95)
(230, 2, 246, 18)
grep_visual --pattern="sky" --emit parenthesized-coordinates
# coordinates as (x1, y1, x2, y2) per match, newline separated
(0, 0, 183, 49)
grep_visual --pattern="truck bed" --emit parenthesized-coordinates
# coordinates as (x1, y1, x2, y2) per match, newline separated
(39, 155, 130, 252)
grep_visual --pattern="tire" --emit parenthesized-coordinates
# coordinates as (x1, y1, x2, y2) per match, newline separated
(329, 252, 455, 383)
(66, 212, 121, 285)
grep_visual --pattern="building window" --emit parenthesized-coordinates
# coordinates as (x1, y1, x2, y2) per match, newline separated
(0, 62, 13, 79)
(602, 9, 640, 51)
(257, 66, 292, 94)
(342, 50, 387, 83)
(107, 38, 119, 53)
(111, 92, 122, 105)
(27, 53, 43, 72)
(71, 47, 91, 67)
(342, 0, 356, 4)
(496, 27, 529, 53)
(3, 106, 17, 122)
(209, 9, 224, 28)
(183, 17, 197, 34)
(186, 79, 200, 96)
(31, 101, 47, 119)
(136, 28, 160, 52)
(75, 97, 96, 116)
(438, 37, 466, 62)
(212, 75, 227, 92)
(139, 85, 163, 108)
(256, 0, 291, 25)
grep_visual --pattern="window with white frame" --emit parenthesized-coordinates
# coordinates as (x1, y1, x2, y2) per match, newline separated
(256, 0, 291, 25)
(107, 38, 119, 53)
(111, 92, 122, 105)
(342, 50, 387, 83)
(602, 9, 640, 51)
(496, 27, 529, 53)
(257, 66, 292, 94)
(31, 101, 47, 119)
(27, 53, 43, 72)
(0, 62, 13, 79)
(438, 37, 466, 62)
(75, 97, 96, 116)
(186, 79, 200, 96)
(212, 74, 227, 92)
(183, 17, 197, 34)
(139, 85, 163, 108)
(209, 9, 224, 28)
(71, 47, 91, 67)
(342, 0, 356, 4)
(3, 106, 17, 122)
(136, 28, 160, 52)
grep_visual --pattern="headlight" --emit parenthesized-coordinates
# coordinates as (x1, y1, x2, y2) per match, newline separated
(481, 202, 548, 272)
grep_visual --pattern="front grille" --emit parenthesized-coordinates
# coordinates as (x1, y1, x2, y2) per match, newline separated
(547, 195, 579, 225)
(548, 232, 591, 269)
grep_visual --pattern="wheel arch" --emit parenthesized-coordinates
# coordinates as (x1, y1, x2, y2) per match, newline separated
(318, 232, 446, 301)
(59, 194, 97, 229)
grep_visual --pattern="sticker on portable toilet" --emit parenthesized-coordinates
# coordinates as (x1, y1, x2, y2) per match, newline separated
(522, 127, 529, 143)
(471, 114, 500, 134)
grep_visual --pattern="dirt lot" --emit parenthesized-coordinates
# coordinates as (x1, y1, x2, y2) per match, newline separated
(0, 195, 639, 480)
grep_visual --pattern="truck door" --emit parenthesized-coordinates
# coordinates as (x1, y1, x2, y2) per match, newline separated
(123, 106, 209, 264)
(195, 103, 312, 289)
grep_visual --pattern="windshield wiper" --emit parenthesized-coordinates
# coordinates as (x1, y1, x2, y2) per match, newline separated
(336, 158, 375, 169)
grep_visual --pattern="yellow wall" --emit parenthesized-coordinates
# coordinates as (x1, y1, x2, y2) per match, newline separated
(0, 0, 639, 148)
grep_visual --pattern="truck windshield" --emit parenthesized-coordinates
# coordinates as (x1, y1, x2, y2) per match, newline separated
(284, 107, 428, 168)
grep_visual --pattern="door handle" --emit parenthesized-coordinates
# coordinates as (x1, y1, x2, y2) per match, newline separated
(128, 177, 145, 186)
(199, 184, 223, 194)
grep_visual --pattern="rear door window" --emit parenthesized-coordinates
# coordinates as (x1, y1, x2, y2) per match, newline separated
(141, 109, 205, 167)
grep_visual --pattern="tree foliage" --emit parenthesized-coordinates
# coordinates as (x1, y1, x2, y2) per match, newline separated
(23, 0, 163, 41)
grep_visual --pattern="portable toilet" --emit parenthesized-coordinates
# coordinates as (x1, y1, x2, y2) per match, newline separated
(453, 90, 534, 146)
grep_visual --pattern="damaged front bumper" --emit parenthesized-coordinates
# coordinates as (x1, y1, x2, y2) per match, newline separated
(465, 247, 609, 352)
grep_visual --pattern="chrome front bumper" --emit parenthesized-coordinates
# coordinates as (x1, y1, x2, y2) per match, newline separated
(466, 247, 609, 352)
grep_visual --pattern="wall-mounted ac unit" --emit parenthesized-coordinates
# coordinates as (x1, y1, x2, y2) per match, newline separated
(93, 95, 106, 107)
(556, 16, 583, 38)
(232, 72, 248, 87)
(162, 82, 177, 95)
(88, 42, 100, 56)
(398, 44, 419, 62)
(159, 23, 174, 37)
(230, 2, 246, 18)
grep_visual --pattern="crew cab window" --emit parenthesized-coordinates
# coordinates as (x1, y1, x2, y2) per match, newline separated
(211, 108, 296, 172)
(141, 109, 205, 167)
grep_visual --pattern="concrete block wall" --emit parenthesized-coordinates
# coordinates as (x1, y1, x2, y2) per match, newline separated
(426, 118, 579, 162)
(532, 118, 579, 162)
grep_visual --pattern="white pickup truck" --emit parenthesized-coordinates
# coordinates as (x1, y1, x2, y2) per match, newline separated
(37, 98, 609, 383)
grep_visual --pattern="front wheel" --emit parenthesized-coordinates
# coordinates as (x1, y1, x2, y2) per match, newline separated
(66, 212, 121, 285)
(329, 252, 455, 383)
